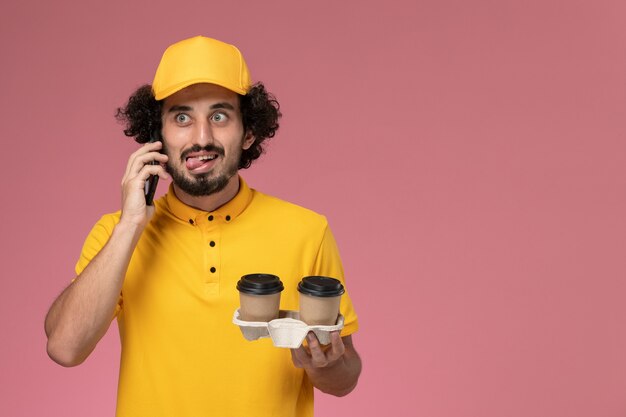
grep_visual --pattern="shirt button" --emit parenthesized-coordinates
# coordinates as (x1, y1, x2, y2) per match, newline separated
(209, 241, 215, 247)
(189, 219, 194, 225)
(210, 267, 216, 273)
(208, 215, 214, 221)
(225, 215, 231, 221)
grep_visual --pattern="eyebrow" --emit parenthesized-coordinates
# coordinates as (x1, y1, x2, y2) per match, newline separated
(166, 102, 236, 113)
(166, 105, 192, 113)
(210, 102, 236, 111)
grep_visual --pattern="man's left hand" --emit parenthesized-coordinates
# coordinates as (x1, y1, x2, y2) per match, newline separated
(291, 331, 345, 369)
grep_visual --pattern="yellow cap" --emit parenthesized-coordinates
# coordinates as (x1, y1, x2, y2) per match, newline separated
(152, 36, 251, 100)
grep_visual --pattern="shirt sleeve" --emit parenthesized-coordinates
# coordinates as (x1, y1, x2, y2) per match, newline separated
(74, 212, 123, 315)
(312, 222, 359, 337)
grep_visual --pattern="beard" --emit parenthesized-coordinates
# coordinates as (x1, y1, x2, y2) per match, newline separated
(162, 141, 242, 197)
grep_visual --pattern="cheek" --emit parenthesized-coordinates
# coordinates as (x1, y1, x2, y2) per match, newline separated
(162, 128, 187, 152)
(162, 126, 182, 141)
(161, 136, 181, 159)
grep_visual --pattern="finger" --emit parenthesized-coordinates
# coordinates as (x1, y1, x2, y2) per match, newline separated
(306, 333, 328, 367)
(125, 165, 169, 192)
(124, 141, 165, 179)
(327, 331, 345, 362)
(125, 152, 169, 182)
(290, 348, 303, 368)
(124, 142, 160, 178)
(123, 160, 170, 189)
(290, 346, 308, 369)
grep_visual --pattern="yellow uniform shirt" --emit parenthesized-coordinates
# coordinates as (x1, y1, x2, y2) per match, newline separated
(75, 177, 358, 417)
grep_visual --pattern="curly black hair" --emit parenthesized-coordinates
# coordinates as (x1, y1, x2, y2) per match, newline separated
(115, 83, 281, 169)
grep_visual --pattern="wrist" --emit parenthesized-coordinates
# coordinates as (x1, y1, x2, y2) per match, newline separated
(114, 218, 146, 241)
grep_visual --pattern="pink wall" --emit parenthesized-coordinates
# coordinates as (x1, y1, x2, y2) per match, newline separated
(2, 0, 626, 415)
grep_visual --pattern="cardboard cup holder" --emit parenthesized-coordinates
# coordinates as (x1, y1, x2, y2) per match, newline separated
(232, 309, 344, 348)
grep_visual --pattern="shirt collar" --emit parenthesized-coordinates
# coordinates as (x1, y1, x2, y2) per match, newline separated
(164, 176, 253, 225)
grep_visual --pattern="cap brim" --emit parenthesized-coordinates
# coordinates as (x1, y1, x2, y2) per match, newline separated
(154, 78, 248, 100)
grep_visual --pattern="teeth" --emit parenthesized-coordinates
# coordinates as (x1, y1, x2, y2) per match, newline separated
(197, 155, 216, 161)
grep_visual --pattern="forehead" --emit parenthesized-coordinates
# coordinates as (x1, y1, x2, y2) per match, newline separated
(162, 83, 240, 111)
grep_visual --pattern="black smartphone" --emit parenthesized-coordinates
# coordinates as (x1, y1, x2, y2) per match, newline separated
(144, 130, 161, 206)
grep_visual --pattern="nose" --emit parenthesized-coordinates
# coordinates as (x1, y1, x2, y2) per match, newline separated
(195, 118, 214, 146)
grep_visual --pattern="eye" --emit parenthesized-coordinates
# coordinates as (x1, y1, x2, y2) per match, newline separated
(175, 113, 190, 124)
(211, 112, 227, 123)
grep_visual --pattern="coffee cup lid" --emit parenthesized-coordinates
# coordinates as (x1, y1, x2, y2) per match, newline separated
(297, 276, 345, 297)
(237, 274, 284, 295)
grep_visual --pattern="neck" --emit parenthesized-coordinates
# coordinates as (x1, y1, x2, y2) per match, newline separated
(172, 175, 241, 212)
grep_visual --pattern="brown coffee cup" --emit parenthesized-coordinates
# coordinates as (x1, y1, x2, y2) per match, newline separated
(237, 274, 284, 322)
(297, 276, 345, 326)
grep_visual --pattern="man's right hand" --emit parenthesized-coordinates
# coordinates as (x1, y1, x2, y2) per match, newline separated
(46, 142, 170, 367)
(120, 141, 169, 227)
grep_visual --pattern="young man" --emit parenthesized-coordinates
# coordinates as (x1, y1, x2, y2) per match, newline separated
(45, 36, 361, 416)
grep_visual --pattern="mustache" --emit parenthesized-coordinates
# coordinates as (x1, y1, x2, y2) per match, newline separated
(179, 144, 225, 162)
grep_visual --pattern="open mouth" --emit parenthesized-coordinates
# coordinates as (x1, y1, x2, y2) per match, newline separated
(185, 154, 219, 171)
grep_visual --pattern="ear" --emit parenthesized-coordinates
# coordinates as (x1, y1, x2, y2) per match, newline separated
(242, 131, 255, 150)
